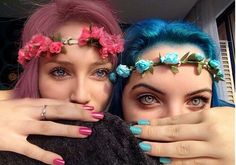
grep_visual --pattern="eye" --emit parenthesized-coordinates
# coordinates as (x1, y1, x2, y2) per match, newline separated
(137, 94, 160, 105)
(187, 96, 210, 110)
(92, 68, 110, 80)
(49, 67, 70, 79)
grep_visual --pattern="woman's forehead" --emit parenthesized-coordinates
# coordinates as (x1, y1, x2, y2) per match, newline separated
(141, 43, 205, 59)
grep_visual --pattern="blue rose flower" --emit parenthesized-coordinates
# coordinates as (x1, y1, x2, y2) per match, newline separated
(209, 60, 220, 69)
(160, 53, 179, 64)
(135, 59, 153, 73)
(109, 72, 117, 83)
(195, 53, 205, 61)
(116, 64, 131, 78)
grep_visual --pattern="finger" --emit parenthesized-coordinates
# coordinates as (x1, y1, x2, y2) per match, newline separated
(166, 157, 220, 165)
(136, 124, 207, 141)
(11, 98, 67, 107)
(149, 111, 203, 126)
(12, 141, 64, 165)
(29, 104, 103, 121)
(139, 141, 219, 158)
(24, 121, 92, 138)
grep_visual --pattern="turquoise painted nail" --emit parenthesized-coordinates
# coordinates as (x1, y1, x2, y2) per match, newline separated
(130, 126, 142, 135)
(160, 157, 172, 164)
(137, 119, 150, 125)
(139, 142, 152, 152)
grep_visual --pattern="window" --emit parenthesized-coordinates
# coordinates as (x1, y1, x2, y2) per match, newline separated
(217, 2, 235, 103)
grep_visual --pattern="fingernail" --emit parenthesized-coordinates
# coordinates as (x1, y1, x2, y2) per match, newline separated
(160, 157, 172, 164)
(137, 119, 150, 125)
(91, 112, 104, 119)
(130, 126, 142, 135)
(82, 105, 94, 111)
(79, 127, 92, 136)
(139, 142, 152, 152)
(53, 158, 65, 165)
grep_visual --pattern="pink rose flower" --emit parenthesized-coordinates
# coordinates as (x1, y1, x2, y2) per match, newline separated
(99, 47, 109, 59)
(78, 27, 91, 46)
(49, 42, 63, 54)
(91, 27, 103, 39)
(18, 49, 26, 65)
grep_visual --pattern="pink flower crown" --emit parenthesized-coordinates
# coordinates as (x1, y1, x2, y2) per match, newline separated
(18, 26, 124, 66)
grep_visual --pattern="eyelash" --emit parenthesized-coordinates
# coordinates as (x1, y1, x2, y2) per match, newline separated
(49, 66, 70, 80)
(186, 95, 210, 110)
(92, 68, 111, 80)
(49, 66, 111, 81)
(136, 93, 161, 106)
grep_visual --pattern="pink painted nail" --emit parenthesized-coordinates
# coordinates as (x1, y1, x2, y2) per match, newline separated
(82, 105, 94, 111)
(79, 127, 92, 136)
(91, 112, 104, 120)
(53, 158, 65, 165)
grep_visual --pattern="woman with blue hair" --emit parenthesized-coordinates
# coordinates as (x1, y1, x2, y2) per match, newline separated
(110, 19, 234, 164)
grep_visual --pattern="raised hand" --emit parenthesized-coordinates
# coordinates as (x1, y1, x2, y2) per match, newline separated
(131, 107, 235, 165)
(0, 98, 104, 165)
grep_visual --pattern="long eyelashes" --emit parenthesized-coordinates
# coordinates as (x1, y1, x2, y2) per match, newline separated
(94, 68, 111, 79)
(187, 95, 210, 110)
(49, 66, 69, 79)
(136, 93, 160, 105)
(49, 66, 112, 80)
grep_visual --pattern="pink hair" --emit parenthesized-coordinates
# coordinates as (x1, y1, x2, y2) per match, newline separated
(14, 0, 122, 98)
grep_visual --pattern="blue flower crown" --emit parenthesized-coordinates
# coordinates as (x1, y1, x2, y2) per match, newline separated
(109, 52, 224, 83)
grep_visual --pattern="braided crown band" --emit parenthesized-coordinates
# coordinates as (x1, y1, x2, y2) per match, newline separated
(18, 26, 124, 66)
(109, 52, 224, 82)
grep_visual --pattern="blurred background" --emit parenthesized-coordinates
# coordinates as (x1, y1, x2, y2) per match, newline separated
(0, 0, 234, 103)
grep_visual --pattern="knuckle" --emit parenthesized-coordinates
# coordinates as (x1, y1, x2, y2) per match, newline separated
(39, 121, 53, 133)
(193, 159, 205, 165)
(21, 145, 33, 157)
(168, 116, 179, 125)
(66, 126, 75, 136)
(166, 125, 180, 140)
(174, 159, 204, 165)
(144, 126, 155, 138)
(175, 142, 191, 156)
(53, 105, 67, 116)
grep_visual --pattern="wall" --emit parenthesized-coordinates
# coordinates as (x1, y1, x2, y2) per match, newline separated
(185, 0, 235, 102)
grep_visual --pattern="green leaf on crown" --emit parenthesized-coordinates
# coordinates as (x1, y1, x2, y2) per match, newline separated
(180, 52, 190, 63)
(170, 65, 179, 74)
(197, 63, 203, 75)
(149, 66, 154, 74)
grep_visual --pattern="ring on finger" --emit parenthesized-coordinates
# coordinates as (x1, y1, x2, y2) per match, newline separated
(41, 105, 48, 120)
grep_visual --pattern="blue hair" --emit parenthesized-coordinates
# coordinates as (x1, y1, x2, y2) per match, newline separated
(110, 19, 234, 117)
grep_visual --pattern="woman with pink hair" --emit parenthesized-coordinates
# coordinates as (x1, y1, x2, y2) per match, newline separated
(0, 0, 124, 164)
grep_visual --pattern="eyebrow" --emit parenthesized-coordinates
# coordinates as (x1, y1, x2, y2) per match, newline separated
(131, 83, 212, 97)
(131, 83, 165, 95)
(186, 88, 212, 97)
(90, 61, 112, 67)
(45, 60, 111, 67)
(45, 60, 72, 66)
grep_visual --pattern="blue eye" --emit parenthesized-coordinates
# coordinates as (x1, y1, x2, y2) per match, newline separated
(94, 68, 110, 79)
(137, 94, 159, 105)
(50, 67, 69, 79)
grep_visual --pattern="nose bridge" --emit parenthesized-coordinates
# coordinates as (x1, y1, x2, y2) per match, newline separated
(70, 76, 90, 104)
(167, 99, 186, 117)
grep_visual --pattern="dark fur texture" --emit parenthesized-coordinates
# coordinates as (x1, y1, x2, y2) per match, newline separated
(0, 113, 160, 165)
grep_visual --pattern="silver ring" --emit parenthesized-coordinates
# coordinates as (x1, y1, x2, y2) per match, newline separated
(41, 105, 47, 120)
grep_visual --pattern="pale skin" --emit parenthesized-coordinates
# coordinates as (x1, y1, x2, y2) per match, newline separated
(39, 21, 113, 112)
(123, 43, 235, 165)
(0, 22, 113, 165)
(0, 29, 234, 164)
